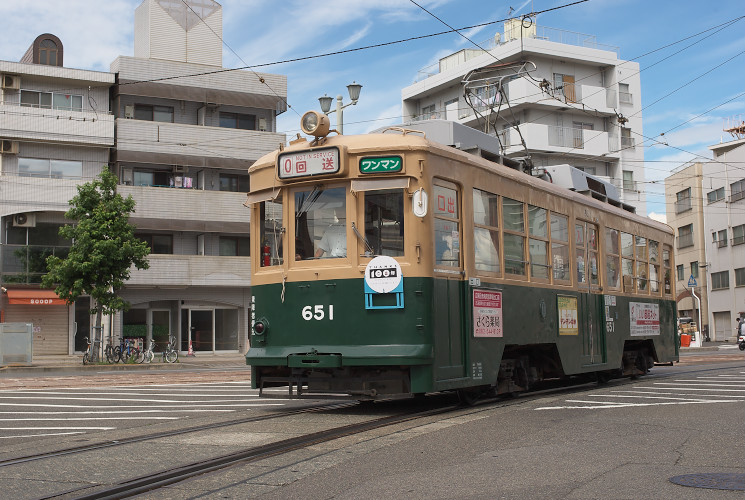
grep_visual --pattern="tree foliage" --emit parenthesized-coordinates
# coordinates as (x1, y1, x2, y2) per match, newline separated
(42, 167, 150, 318)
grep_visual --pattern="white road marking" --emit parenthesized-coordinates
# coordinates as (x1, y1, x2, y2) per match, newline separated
(535, 400, 741, 410)
(0, 417, 178, 421)
(0, 426, 115, 430)
(0, 396, 271, 403)
(0, 409, 235, 414)
(648, 385, 745, 392)
(612, 390, 745, 399)
(657, 381, 744, 386)
(0, 402, 285, 408)
(0, 432, 86, 439)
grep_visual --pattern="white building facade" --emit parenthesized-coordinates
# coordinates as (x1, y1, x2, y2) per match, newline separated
(702, 138, 745, 340)
(402, 19, 646, 214)
(0, 0, 286, 356)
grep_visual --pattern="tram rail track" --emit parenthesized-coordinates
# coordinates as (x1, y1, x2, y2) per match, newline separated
(5, 362, 740, 499)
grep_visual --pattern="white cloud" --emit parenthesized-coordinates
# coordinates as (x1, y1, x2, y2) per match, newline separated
(647, 212, 667, 224)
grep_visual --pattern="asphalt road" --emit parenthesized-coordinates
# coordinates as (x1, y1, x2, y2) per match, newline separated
(0, 353, 742, 499)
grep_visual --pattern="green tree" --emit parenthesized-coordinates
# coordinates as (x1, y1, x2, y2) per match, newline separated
(42, 167, 150, 361)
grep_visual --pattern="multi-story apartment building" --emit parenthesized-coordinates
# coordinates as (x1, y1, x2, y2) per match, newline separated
(702, 137, 745, 340)
(665, 133, 745, 341)
(0, 0, 287, 357)
(664, 162, 709, 335)
(0, 34, 115, 355)
(401, 18, 646, 214)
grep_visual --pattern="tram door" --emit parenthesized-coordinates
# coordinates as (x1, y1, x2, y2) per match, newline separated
(575, 221, 606, 365)
(433, 182, 466, 381)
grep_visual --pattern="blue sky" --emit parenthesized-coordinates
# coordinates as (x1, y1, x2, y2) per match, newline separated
(2, 0, 743, 220)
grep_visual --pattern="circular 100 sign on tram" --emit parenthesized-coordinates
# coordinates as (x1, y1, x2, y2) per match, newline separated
(364, 255, 402, 294)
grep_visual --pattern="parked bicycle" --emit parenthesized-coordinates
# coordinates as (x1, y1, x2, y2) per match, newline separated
(141, 339, 155, 364)
(163, 336, 179, 363)
(104, 342, 117, 363)
(82, 336, 93, 365)
(114, 337, 142, 363)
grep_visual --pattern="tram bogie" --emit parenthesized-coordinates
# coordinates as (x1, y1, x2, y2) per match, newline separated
(245, 111, 678, 401)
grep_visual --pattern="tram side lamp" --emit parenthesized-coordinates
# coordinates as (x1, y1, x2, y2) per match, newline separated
(301, 111, 331, 138)
(252, 319, 268, 346)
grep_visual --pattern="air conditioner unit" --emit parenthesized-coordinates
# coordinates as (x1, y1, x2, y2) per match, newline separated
(124, 105, 134, 119)
(1, 74, 20, 90)
(258, 117, 267, 132)
(13, 213, 36, 228)
(0, 140, 19, 154)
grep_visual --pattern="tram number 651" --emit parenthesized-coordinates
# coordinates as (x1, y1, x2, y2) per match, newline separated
(302, 305, 334, 321)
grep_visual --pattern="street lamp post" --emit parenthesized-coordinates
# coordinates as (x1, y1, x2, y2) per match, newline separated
(318, 81, 362, 135)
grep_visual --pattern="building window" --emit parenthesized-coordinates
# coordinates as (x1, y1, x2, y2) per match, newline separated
(715, 229, 728, 248)
(620, 128, 635, 149)
(622, 170, 634, 191)
(711, 270, 729, 290)
(733, 224, 745, 246)
(421, 104, 437, 120)
(39, 38, 59, 66)
(219, 174, 250, 192)
(675, 188, 692, 214)
(134, 104, 173, 123)
(219, 112, 256, 130)
(707, 187, 724, 204)
(676, 264, 684, 281)
(731, 178, 745, 202)
(619, 83, 633, 104)
(553, 73, 576, 102)
(219, 236, 250, 256)
(690, 261, 698, 279)
(677, 223, 693, 249)
(137, 234, 173, 254)
(735, 267, 745, 287)
(18, 158, 83, 179)
(20, 90, 82, 111)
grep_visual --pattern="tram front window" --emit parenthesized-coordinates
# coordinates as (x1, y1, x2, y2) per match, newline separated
(295, 186, 347, 259)
(364, 189, 404, 256)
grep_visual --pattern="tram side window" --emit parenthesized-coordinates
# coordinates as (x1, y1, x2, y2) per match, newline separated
(605, 228, 620, 289)
(259, 198, 284, 267)
(635, 236, 648, 293)
(434, 184, 460, 267)
(364, 189, 404, 257)
(503, 198, 526, 275)
(473, 188, 500, 274)
(663, 245, 672, 295)
(649, 240, 660, 293)
(295, 186, 347, 259)
(588, 225, 599, 286)
(551, 213, 570, 283)
(621, 231, 634, 292)
(575, 223, 586, 284)
(528, 205, 549, 280)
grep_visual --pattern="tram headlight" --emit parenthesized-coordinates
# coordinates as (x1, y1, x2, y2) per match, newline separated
(301, 110, 330, 138)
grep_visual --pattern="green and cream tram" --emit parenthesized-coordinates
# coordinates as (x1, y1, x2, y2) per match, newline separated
(245, 111, 678, 399)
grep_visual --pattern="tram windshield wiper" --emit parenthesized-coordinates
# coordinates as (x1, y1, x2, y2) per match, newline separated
(351, 222, 374, 256)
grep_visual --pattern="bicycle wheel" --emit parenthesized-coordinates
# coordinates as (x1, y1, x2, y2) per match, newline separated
(144, 350, 154, 363)
(105, 346, 115, 363)
(83, 352, 90, 365)
(113, 346, 122, 363)
(165, 349, 178, 363)
(133, 348, 144, 364)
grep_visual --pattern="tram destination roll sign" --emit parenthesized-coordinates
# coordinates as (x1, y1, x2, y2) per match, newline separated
(278, 147, 340, 179)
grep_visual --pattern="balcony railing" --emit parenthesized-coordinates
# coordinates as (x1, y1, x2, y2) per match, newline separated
(621, 136, 636, 149)
(548, 125, 585, 149)
(619, 92, 633, 105)
(731, 190, 745, 203)
(717, 238, 728, 248)
(732, 235, 745, 246)
(677, 233, 694, 249)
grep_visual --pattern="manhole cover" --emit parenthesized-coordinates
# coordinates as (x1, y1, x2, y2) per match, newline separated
(669, 473, 745, 491)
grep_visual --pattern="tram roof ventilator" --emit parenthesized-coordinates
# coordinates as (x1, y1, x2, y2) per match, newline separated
(378, 119, 635, 214)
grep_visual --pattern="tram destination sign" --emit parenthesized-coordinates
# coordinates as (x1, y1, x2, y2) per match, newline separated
(278, 147, 340, 179)
(360, 155, 402, 174)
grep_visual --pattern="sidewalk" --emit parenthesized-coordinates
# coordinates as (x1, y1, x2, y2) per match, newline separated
(0, 352, 248, 374)
(680, 341, 741, 353)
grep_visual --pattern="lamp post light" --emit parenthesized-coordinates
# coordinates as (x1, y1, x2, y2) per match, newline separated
(318, 81, 362, 135)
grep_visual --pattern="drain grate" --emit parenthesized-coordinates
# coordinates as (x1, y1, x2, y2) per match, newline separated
(669, 473, 745, 491)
